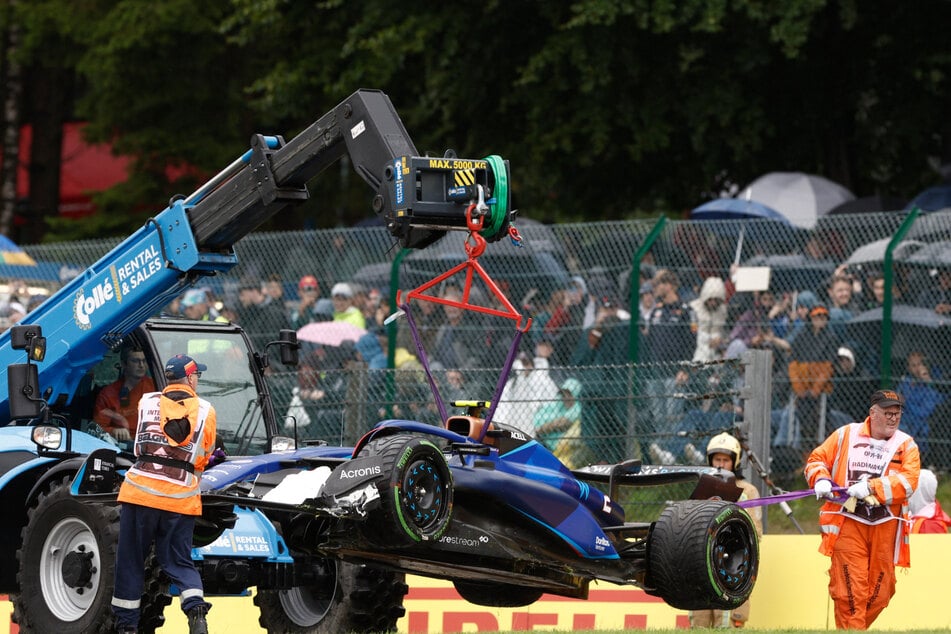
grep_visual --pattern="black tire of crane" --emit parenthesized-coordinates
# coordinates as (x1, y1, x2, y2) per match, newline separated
(253, 560, 408, 633)
(13, 476, 170, 633)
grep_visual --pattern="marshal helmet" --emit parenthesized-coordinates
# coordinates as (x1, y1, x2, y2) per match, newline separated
(706, 432, 742, 469)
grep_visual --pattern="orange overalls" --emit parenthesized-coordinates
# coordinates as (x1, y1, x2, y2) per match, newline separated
(804, 419, 920, 630)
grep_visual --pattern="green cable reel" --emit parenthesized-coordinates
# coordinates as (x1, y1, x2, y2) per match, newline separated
(480, 155, 509, 241)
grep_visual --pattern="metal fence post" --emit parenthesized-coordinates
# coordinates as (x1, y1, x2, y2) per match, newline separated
(741, 348, 773, 531)
(881, 207, 919, 386)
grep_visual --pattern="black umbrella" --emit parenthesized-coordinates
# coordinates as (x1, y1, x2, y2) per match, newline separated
(846, 304, 951, 361)
(404, 248, 570, 303)
(351, 261, 397, 290)
(827, 195, 907, 215)
(905, 209, 951, 241)
(403, 219, 570, 300)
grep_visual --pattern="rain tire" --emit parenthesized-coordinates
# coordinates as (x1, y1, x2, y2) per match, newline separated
(647, 500, 758, 610)
(357, 434, 453, 546)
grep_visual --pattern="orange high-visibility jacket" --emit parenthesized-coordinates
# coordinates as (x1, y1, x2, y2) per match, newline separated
(117, 383, 216, 516)
(804, 419, 920, 567)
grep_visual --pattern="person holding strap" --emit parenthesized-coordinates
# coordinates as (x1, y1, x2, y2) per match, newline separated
(804, 389, 920, 630)
(112, 354, 217, 634)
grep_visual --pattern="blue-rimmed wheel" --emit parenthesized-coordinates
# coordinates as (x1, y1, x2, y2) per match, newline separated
(358, 434, 453, 546)
(646, 500, 758, 610)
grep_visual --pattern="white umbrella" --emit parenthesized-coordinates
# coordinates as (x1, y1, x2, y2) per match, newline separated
(737, 172, 855, 230)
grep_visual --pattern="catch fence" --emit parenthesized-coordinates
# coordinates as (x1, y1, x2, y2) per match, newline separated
(7, 210, 951, 480)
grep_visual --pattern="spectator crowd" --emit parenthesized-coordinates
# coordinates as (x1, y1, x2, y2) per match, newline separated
(8, 218, 951, 477)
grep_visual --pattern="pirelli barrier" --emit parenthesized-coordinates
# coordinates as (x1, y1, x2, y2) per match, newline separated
(2, 535, 950, 632)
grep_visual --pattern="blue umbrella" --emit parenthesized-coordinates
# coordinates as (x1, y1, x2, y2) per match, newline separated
(0, 234, 36, 266)
(690, 198, 790, 224)
(905, 183, 951, 212)
(690, 198, 800, 264)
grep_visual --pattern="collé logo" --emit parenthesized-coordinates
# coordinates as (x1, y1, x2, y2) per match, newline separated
(74, 278, 117, 329)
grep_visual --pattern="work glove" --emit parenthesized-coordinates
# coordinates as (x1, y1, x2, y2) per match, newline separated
(207, 447, 228, 468)
(813, 479, 834, 500)
(847, 480, 880, 507)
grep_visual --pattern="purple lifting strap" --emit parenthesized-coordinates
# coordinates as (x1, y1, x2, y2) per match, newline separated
(400, 301, 524, 442)
(401, 302, 449, 423)
(736, 486, 848, 509)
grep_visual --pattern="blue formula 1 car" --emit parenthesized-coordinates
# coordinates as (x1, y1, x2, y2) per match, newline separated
(76, 398, 758, 625)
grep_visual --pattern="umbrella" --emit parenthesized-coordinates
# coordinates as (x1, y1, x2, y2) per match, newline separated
(905, 209, 951, 241)
(689, 199, 802, 263)
(900, 241, 951, 270)
(743, 253, 837, 293)
(690, 198, 789, 224)
(297, 321, 367, 347)
(846, 304, 951, 361)
(351, 262, 396, 291)
(737, 172, 855, 230)
(905, 183, 951, 212)
(842, 238, 925, 269)
(0, 235, 36, 266)
(827, 195, 907, 215)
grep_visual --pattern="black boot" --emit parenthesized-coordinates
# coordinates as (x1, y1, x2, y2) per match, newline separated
(187, 606, 208, 634)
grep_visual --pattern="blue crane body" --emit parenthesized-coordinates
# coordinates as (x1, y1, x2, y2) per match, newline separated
(0, 88, 513, 634)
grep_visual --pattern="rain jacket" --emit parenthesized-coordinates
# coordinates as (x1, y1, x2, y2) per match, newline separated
(533, 378, 587, 468)
(495, 356, 558, 436)
(804, 418, 919, 566)
(117, 383, 216, 516)
(910, 469, 951, 533)
(689, 276, 728, 362)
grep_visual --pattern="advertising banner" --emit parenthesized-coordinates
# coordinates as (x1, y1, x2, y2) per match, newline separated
(3, 535, 950, 632)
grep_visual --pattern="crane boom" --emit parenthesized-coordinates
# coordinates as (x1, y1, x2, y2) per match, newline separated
(0, 88, 511, 422)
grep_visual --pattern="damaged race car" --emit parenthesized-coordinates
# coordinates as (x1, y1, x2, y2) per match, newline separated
(76, 399, 758, 618)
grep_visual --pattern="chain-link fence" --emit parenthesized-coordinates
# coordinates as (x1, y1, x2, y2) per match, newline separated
(6, 210, 951, 478)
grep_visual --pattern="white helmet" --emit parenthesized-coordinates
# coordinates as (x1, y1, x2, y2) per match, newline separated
(706, 432, 742, 469)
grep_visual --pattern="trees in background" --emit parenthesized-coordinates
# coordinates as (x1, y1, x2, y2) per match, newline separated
(1, 0, 950, 242)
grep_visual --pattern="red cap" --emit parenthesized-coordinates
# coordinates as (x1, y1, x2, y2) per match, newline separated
(298, 275, 318, 290)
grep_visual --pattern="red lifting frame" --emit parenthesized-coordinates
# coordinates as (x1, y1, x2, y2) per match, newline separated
(397, 206, 532, 333)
